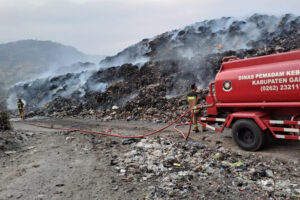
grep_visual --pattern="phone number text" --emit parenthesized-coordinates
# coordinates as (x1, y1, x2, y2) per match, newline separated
(260, 84, 300, 92)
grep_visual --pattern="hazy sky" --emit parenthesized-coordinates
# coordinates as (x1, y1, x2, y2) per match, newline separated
(0, 0, 299, 56)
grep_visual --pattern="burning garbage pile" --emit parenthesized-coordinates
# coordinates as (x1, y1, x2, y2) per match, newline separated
(25, 60, 210, 122)
(110, 137, 300, 199)
(8, 14, 300, 121)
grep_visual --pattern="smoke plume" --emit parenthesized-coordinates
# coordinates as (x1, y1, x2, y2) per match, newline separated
(7, 14, 300, 110)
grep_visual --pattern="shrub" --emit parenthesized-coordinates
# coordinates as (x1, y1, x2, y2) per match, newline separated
(0, 111, 11, 131)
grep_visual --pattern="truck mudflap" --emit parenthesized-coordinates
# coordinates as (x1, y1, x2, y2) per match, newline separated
(263, 120, 300, 140)
(199, 117, 227, 132)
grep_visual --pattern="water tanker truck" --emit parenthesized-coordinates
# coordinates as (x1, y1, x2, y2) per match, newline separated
(200, 50, 300, 151)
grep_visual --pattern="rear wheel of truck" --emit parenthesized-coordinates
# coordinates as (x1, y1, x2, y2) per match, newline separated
(232, 119, 265, 151)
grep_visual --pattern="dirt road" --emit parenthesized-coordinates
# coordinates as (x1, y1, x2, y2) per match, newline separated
(0, 117, 299, 199)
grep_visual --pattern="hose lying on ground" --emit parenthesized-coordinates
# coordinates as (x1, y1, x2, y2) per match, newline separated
(18, 108, 199, 140)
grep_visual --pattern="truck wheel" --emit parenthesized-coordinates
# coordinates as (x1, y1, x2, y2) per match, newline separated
(232, 119, 265, 151)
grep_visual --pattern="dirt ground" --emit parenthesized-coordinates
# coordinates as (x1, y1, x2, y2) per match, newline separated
(0, 117, 299, 200)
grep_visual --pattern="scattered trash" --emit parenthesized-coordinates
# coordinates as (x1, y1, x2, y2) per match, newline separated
(22, 146, 36, 151)
(32, 164, 40, 168)
(55, 184, 65, 187)
(173, 163, 181, 167)
(66, 136, 75, 141)
(265, 169, 274, 178)
(112, 186, 119, 191)
(214, 153, 222, 160)
(110, 159, 118, 166)
(5, 151, 17, 155)
(110, 137, 299, 199)
(231, 161, 244, 167)
(122, 138, 139, 145)
(112, 106, 119, 110)
(25, 132, 34, 137)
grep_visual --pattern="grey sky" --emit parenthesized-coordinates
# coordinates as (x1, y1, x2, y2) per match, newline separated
(0, 0, 299, 55)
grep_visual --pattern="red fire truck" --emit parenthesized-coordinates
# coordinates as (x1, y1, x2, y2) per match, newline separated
(200, 50, 300, 151)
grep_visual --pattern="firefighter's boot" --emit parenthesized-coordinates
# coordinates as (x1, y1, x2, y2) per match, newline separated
(193, 125, 199, 133)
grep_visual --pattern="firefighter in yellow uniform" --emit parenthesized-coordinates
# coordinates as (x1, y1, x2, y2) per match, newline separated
(187, 84, 205, 132)
(17, 98, 24, 120)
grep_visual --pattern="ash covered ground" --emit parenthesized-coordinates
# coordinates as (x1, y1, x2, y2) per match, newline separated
(1, 14, 300, 199)
(0, 118, 299, 200)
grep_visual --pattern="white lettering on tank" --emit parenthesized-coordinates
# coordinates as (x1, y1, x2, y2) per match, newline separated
(238, 74, 254, 80)
(236, 68, 300, 93)
(252, 78, 287, 85)
(286, 70, 300, 76)
(255, 71, 285, 79)
(290, 77, 300, 83)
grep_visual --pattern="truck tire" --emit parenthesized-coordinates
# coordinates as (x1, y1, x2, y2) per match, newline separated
(232, 119, 265, 151)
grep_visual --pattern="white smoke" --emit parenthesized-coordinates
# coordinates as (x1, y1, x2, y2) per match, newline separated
(7, 14, 300, 110)
(86, 82, 107, 92)
(100, 39, 151, 68)
(117, 93, 138, 106)
(7, 93, 18, 110)
(168, 14, 285, 58)
(7, 70, 99, 109)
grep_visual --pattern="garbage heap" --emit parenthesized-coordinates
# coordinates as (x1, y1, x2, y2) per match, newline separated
(12, 14, 300, 121)
(110, 137, 300, 199)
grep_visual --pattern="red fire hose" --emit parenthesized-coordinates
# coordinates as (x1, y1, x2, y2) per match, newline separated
(18, 83, 214, 140)
(19, 108, 197, 140)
